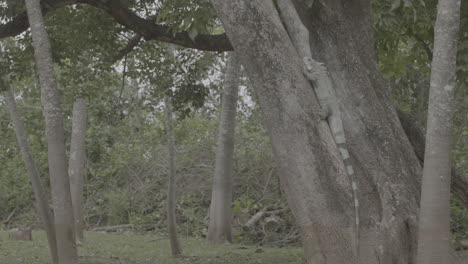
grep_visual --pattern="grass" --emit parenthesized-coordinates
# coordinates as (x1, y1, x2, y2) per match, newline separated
(0, 231, 304, 264)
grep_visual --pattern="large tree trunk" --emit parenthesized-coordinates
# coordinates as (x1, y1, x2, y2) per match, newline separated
(416, 0, 461, 262)
(210, 0, 422, 263)
(164, 97, 182, 256)
(24, 0, 78, 263)
(68, 98, 88, 243)
(207, 52, 240, 244)
(4, 89, 58, 264)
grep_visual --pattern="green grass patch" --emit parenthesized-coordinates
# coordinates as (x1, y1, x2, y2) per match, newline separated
(0, 231, 304, 264)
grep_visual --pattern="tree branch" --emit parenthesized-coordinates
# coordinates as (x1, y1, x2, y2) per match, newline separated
(407, 29, 433, 61)
(0, 0, 75, 38)
(111, 34, 142, 63)
(0, 0, 233, 52)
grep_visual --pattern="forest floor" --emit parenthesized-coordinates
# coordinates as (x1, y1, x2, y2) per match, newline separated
(0, 231, 304, 264)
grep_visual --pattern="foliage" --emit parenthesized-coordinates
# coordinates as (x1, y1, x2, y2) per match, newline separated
(373, 0, 468, 241)
(157, 0, 218, 35)
(0, 0, 467, 250)
(451, 197, 468, 244)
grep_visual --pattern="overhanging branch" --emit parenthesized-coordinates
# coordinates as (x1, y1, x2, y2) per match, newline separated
(0, 0, 233, 52)
(0, 0, 76, 38)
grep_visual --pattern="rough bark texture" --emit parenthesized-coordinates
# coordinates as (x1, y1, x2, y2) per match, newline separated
(416, 0, 462, 262)
(277, 0, 312, 59)
(24, 0, 78, 263)
(68, 98, 88, 243)
(165, 97, 182, 256)
(278, 0, 361, 257)
(5, 89, 58, 264)
(207, 52, 241, 244)
(211, 0, 423, 263)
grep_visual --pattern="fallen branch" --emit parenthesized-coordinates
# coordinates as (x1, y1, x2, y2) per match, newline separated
(2, 208, 16, 224)
(145, 237, 169, 243)
(243, 205, 289, 231)
(265, 208, 289, 215)
(243, 206, 272, 230)
(91, 224, 133, 232)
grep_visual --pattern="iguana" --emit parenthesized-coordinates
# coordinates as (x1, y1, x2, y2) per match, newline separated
(277, 0, 360, 257)
(302, 56, 360, 257)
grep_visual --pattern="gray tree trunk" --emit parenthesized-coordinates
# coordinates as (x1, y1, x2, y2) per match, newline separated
(24, 0, 78, 263)
(397, 109, 468, 210)
(416, 0, 462, 262)
(164, 97, 182, 256)
(68, 98, 88, 243)
(4, 89, 58, 264)
(207, 52, 241, 243)
(210, 0, 423, 263)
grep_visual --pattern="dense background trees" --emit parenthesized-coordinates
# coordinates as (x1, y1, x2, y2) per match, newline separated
(0, 0, 467, 263)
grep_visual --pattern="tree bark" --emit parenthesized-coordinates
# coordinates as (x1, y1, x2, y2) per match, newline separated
(68, 98, 88, 243)
(416, 0, 462, 262)
(210, 0, 423, 263)
(4, 89, 58, 264)
(24, 0, 78, 263)
(207, 52, 241, 244)
(164, 97, 182, 256)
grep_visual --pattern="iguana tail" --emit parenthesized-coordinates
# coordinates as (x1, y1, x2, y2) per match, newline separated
(335, 134, 360, 257)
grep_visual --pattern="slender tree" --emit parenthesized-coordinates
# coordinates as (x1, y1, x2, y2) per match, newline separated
(416, 0, 462, 262)
(4, 89, 58, 264)
(68, 98, 88, 243)
(24, 0, 78, 263)
(207, 52, 241, 243)
(165, 96, 182, 256)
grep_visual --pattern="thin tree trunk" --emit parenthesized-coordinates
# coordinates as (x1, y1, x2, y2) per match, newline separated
(68, 98, 88, 243)
(207, 52, 241, 244)
(397, 109, 468, 210)
(416, 0, 461, 262)
(164, 97, 182, 256)
(24, 0, 78, 263)
(4, 89, 58, 264)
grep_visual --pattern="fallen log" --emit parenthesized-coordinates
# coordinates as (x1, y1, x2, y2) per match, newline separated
(243, 206, 271, 230)
(9, 228, 32, 241)
(243, 205, 289, 231)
